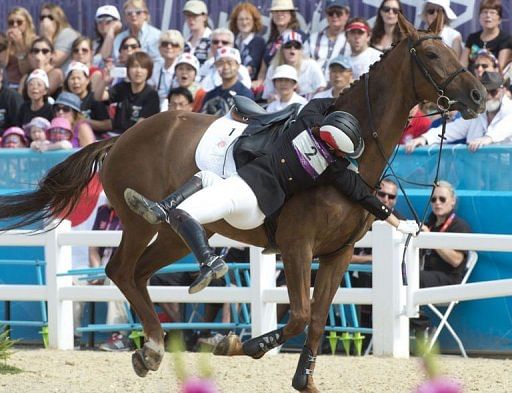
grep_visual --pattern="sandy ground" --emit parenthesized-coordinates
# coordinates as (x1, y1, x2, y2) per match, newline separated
(1, 349, 512, 393)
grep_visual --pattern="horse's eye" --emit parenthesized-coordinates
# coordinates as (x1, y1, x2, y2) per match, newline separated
(425, 52, 439, 60)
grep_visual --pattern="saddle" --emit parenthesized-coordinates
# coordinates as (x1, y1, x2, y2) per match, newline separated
(233, 96, 300, 127)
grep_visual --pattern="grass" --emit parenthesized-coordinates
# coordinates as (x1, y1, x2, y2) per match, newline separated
(0, 328, 22, 375)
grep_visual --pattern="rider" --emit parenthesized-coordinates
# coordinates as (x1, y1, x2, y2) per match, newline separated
(125, 98, 419, 294)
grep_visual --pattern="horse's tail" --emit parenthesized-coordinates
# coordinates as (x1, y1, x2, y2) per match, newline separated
(0, 137, 119, 230)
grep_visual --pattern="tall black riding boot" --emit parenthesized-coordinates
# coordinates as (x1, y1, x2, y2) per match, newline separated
(124, 175, 203, 225)
(166, 209, 228, 294)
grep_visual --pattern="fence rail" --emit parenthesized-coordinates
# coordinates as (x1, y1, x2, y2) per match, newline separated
(1, 220, 512, 356)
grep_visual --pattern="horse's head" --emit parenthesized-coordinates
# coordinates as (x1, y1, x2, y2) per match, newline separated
(397, 12, 486, 119)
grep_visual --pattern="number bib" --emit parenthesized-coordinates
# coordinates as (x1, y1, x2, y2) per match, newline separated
(292, 129, 334, 179)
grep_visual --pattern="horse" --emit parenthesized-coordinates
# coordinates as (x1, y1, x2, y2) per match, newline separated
(0, 14, 484, 393)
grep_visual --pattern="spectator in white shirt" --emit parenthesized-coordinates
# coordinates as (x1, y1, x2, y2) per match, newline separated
(345, 18, 382, 80)
(266, 64, 307, 113)
(305, 0, 351, 79)
(406, 72, 512, 153)
(313, 55, 353, 99)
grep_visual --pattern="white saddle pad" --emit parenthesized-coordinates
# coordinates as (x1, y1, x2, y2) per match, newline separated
(195, 114, 248, 178)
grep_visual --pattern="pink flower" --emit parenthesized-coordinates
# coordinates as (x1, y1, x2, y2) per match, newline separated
(416, 377, 462, 393)
(180, 377, 220, 393)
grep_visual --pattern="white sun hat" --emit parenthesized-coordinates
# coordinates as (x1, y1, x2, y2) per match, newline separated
(422, 0, 457, 21)
(272, 64, 298, 82)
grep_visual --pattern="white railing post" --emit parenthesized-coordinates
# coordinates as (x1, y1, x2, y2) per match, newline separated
(406, 241, 421, 318)
(372, 222, 409, 357)
(45, 220, 74, 349)
(249, 247, 277, 342)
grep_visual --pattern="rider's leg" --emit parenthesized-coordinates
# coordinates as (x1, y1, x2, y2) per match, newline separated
(124, 172, 221, 225)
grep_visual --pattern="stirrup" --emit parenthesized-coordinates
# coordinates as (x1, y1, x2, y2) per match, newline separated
(188, 257, 228, 294)
(124, 188, 167, 225)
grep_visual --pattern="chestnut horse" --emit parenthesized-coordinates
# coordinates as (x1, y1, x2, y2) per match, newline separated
(0, 15, 484, 392)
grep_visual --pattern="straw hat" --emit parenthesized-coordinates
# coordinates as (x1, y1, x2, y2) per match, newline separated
(270, 0, 297, 12)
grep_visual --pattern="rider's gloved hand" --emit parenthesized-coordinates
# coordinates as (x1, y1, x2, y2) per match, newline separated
(396, 220, 419, 236)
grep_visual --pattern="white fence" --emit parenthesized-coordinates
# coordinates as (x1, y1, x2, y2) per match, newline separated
(1, 220, 512, 356)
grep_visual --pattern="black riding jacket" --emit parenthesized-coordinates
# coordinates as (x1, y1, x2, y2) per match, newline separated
(237, 98, 391, 220)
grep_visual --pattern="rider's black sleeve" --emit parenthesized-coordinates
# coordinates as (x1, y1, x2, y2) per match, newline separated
(321, 160, 391, 221)
(292, 98, 334, 131)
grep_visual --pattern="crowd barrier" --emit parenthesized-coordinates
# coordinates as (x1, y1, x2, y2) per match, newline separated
(1, 220, 512, 357)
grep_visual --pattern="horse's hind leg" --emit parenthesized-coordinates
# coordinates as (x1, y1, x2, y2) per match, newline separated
(292, 246, 353, 393)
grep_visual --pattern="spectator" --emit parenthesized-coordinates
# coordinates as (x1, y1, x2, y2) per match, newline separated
(1, 126, 28, 148)
(263, 31, 326, 101)
(113, 0, 162, 65)
(406, 71, 512, 153)
(71, 37, 101, 78)
(31, 117, 74, 151)
(472, 49, 499, 80)
(94, 51, 159, 135)
(38, 3, 80, 70)
(399, 103, 434, 145)
(313, 55, 353, 99)
(0, 66, 23, 135)
(305, 0, 351, 78)
(18, 37, 64, 97)
(17, 68, 53, 126)
(346, 18, 382, 80)
(0, 33, 7, 69)
(419, 0, 463, 58)
(370, 0, 404, 53)
(23, 116, 50, 144)
(168, 87, 194, 112)
(172, 53, 205, 112)
(460, 0, 512, 72)
(64, 61, 111, 139)
(266, 64, 306, 113)
(198, 28, 252, 92)
(183, 0, 212, 66)
(201, 47, 254, 116)
(150, 30, 184, 111)
(255, 0, 305, 89)
(52, 91, 95, 147)
(92, 5, 123, 67)
(229, 3, 266, 81)
(4, 7, 36, 88)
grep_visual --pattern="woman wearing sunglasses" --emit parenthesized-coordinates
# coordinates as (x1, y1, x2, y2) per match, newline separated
(419, 0, 463, 58)
(38, 3, 80, 69)
(18, 37, 64, 97)
(420, 181, 472, 288)
(369, 0, 404, 53)
(4, 7, 36, 88)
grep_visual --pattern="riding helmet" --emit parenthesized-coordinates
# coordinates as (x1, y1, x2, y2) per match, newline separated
(319, 111, 365, 158)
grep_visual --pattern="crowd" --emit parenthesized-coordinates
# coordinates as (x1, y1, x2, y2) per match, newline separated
(1, 0, 510, 350)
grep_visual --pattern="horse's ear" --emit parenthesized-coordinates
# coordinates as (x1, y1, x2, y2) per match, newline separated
(397, 12, 418, 39)
(427, 12, 443, 35)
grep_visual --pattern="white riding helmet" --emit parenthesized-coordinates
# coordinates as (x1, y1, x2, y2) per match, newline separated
(319, 111, 365, 159)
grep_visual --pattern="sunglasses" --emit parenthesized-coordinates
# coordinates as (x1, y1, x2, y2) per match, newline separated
(73, 47, 90, 54)
(474, 63, 490, 70)
(31, 47, 51, 55)
(377, 191, 397, 200)
(326, 10, 344, 17)
(430, 196, 447, 203)
(160, 41, 181, 48)
(40, 14, 54, 21)
(8, 19, 24, 27)
(125, 9, 145, 17)
(381, 6, 400, 14)
(96, 16, 115, 24)
(426, 8, 440, 15)
(283, 42, 302, 50)
(212, 39, 231, 46)
(122, 43, 139, 50)
(53, 104, 72, 113)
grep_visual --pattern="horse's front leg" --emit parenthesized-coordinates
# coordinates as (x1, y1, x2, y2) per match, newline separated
(292, 246, 353, 393)
(214, 243, 313, 358)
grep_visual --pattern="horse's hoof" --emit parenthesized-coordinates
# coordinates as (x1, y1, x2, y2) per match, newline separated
(140, 341, 165, 371)
(213, 333, 243, 356)
(132, 351, 149, 378)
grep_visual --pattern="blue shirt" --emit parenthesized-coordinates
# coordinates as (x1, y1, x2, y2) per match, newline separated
(201, 81, 254, 116)
(113, 22, 162, 65)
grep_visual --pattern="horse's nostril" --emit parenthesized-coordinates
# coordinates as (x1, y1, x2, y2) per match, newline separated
(470, 89, 482, 104)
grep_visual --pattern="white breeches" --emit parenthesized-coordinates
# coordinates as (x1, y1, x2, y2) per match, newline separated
(177, 171, 265, 230)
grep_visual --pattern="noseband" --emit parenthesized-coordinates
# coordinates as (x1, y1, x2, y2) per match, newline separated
(408, 35, 467, 112)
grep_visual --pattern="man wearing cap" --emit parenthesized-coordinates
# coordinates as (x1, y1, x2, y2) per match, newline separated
(183, 0, 212, 66)
(313, 55, 353, 99)
(345, 18, 381, 80)
(266, 64, 307, 113)
(200, 47, 254, 116)
(305, 0, 351, 78)
(93, 5, 123, 67)
(0, 66, 23, 135)
(406, 71, 512, 153)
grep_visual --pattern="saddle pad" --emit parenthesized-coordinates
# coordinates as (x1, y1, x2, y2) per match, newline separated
(195, 115, 248, 178)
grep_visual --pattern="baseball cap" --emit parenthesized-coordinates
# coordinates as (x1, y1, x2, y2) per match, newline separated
(329, 55, 352, 70)
(481, 71, 504, 91)
(175, 53, 200, 73)
(272, 64, 298, 82)
(325, 0, 350, 11)
(27, 69, 50, 89)
(282, 31, 303, 45)
(345, 21, 371, 34)
(95, 5, 121, 21)
(54, 91, 82, 112)
(65, 61, 90, 78)
(183, 0, 208, 15)
(215, 47, 241, 64)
